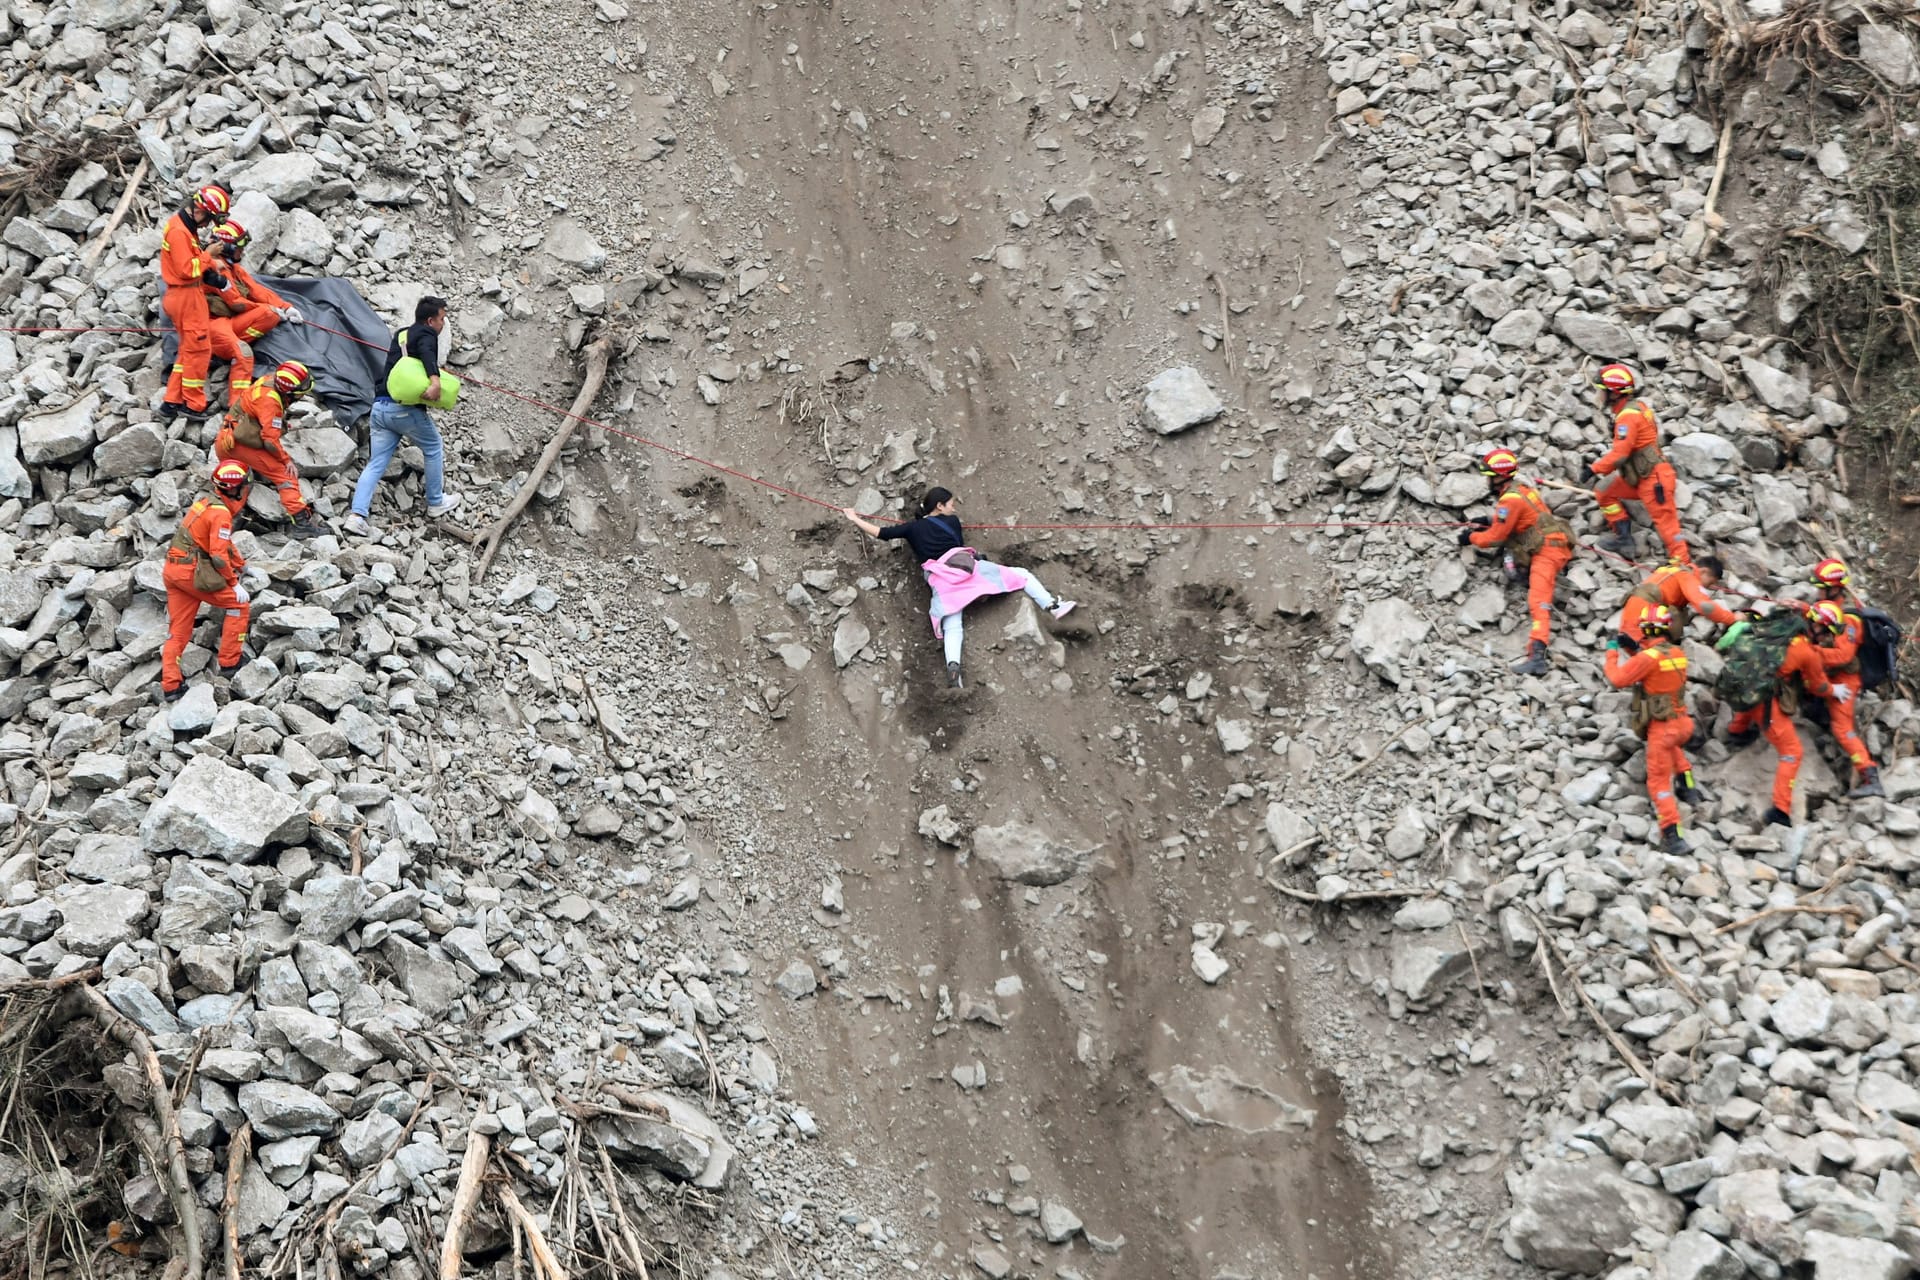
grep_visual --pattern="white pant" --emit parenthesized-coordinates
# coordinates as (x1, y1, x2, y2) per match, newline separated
(940, 568, 1057, 663)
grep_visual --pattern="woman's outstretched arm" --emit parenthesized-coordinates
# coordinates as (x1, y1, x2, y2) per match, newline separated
(843, 507, 884, 537)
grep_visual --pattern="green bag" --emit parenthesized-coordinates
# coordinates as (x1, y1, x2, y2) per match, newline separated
(1713, 611, 1808, 710)
(385, 357, 461, 408)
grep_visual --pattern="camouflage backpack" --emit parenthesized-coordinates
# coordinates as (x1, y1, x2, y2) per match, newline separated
(1713, 612, 1808, 711)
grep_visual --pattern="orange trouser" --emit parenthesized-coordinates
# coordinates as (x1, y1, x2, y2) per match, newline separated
(215, 428, 307, 516)
(209, 305, 280, 393)
(163, 286, 213, 411)
(1731, 700, 1801, 811)
(1596, 462, 1687, 563)
(1644, 713, 1696, 828)
(1826, 675, 1874, 771)
(161, 565, 249, 690)
(1525, 539, 1571, 645)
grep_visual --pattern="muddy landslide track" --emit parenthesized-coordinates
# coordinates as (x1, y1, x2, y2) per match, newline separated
(489, 0, 1394, 1273)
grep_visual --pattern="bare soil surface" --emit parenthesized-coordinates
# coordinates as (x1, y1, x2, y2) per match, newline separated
(457, 0, 1443, 1274)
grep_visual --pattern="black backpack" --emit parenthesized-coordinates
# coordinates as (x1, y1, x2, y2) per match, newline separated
(1714, 612, 1810, 711)
(1857, 607, 1902, 691)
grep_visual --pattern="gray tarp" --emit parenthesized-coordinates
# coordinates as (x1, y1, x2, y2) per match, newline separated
(159, 275, 392, 425)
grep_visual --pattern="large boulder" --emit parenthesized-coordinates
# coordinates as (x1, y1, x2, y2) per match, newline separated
(228, 152, 327, 204)
(971, 819, 1092, 887)
(590, 1090, 733, 1188)
(1503, 1154, 1683, 1273)
(1142, 366, 1224, 435)
(1351, 597, 1429, 682)
(18, 393, 99, 464)
(92, 421, 166, 477)
(1552, 310, 1636, 358)
(140, 755, 309, 862)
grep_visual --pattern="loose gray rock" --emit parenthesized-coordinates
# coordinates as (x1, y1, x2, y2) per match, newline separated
(591, 1090, 733, 1187)
(972, 819, 1092, 886)
(1503, 1154, 1682, 1273)
(18, 394, 99, 464)
(140, 755, 309, 862)
(238, 1081, 339, 1140)
(1740, 356, 1811, 416)
(1552, 311, 1636, 358)
(1142, 367, 1224, 435)
(1351, 597, 1430, 681)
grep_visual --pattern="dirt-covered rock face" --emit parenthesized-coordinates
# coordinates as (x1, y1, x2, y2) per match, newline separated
(2, 0, 1918, 1276)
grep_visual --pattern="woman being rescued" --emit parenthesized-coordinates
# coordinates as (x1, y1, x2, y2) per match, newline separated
(843, 487, 1077, 689)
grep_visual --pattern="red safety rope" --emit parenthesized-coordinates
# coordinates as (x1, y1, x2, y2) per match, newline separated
(3, 321, 1473, 535)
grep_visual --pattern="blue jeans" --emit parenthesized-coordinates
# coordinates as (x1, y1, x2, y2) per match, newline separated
(352, 397, 444, 516)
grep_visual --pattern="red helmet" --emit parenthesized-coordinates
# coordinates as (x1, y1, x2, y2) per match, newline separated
(1479, 448, 1519, 478)
(1810, 558, 1850, 589)
(206, 220, 250, 257)
(213, 460, 250, 498)
(271, 360, 313, 399)
(1810, 600, 1845, 633)
(1642, 605, 1677, 638)
(1593, 363, 1639, 396)
(192, 185, 232, 218)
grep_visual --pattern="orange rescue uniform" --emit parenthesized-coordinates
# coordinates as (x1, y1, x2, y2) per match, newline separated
(1469, 481, 1572, 645)
(1604, 639, 1695, 828)
(1617, 563, 1738, 642)
(215, 382, 309, 517)
(1729, 635, 1834, 812)
(160, 213, 216, 411)
(1592, 399, 1688, 563)
(206, 263, 287, 395)
(1815, 611, 1877, 774)
(162, 495, 249, 692)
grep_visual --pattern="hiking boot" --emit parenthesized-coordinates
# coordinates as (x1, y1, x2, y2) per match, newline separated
(158, 401, 185, 422)
(1049, 600, 1078, 621)
(287, 508, 327, 541)
(216, 661, 242, 678)
(1675, 771, 1708, 804)
(428, 492, 463, 519)
(1660, 824, 1693, 856)
(1763, 806, 1792, 828)
(1511, 639, 1550, 676)
(161, 684, 186, 703)
(1597, 527, 1637, 558)
(946, 662, 964, 689)
(342, 513, 372, 538)
(1726, 727, 1759, 749)
(1849, 766, 1886, 799)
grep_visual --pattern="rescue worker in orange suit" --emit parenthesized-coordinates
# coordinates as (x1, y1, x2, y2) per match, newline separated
(216, 360, 327, 539)
(1617, 554, 1744, 643)
(1583, 362, 1689, 564)
(203, 221, 303, 397)
(1727, 607, 1838, 827)
(1808, 560, 1886, 798)
(161, 461, 254, 702)
(1604, 605, 1701, 855)
(1460, 448, 1571, 676)
(158, 185, 233, 421)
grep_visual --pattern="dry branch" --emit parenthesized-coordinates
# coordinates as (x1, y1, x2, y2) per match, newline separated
(1336, 716, 1433, 783)
(495, 1183, 568, 1280)
(74, 983, 204, 1280)
(0, 967, 102, 993)
(1525, 911, 1678, 1103)
(439, 1132, 489, 1280)
(473, 333, 615, 580)
(224, 1123, 253, 1280)
(81, 155, 149, 273)
(1713, 902, 1861, 935)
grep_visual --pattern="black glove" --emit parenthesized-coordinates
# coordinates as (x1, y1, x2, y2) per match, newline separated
(1616, 632, 1641, 655)
(205, 268, 229, 291)
(1581, 464, 1600, 485)
(1458, 529, 1475, 546)
(1470, 515, 1493, 529)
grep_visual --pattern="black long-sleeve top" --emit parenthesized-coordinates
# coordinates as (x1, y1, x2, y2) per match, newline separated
(878, 514, 964, 563)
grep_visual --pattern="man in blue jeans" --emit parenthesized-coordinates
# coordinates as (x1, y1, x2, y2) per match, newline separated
(344, 296, 462, 536)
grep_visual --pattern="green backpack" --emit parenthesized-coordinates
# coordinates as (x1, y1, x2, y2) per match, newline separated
(1713, 612, 1809, 710)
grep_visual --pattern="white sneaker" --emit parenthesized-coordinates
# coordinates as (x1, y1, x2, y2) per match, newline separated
(342, 513, 372, 538)
(1049, 600, 1078, 620)
(427, 492, 462, 518)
